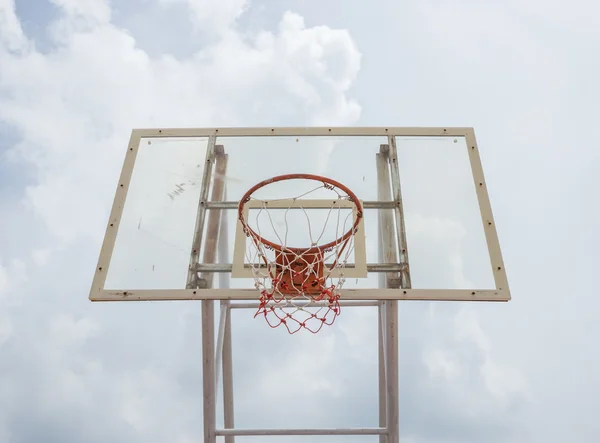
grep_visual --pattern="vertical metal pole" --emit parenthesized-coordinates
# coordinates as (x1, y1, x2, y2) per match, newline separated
(215, 306, 228, 389)
(199, 145, 227, 288)
(187, 137, 217, 289)
(377, 145, 401, 288)
(204, 147, 228, 393)
(222, 302, 235, 443)
(216, 164, 235, 443)
(377, 146, 399, 443)
(388, 136, 411, 289)
(387, 136, 412, 443)
(185, 137, 216, 442)
(385, 301, 399, 443)
(218, 188, 230, 292)
(202, 300, 216, 443)
(378, 302, 388, 443)
(196, 144, 226, 443)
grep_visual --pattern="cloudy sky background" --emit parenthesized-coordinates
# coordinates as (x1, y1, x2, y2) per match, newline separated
(1, 0, 599, 442)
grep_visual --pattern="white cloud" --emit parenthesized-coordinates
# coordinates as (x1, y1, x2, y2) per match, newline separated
(424, 348, 461, 381)
(511, 0, 600, 34)
(0, 257, 26, 302)
(455, 308, 531, 408)
(159, 0, 249, 33)
(0, 3, 362, 245)
(49, 313, 99, 348)
(0, 259, 22, 347)
(0, 261, 8, 297)
(0, 0, 26, 51)
(0, 315, 11, 346)
(31, 248, 52, 266)
(50, 0, 111, 25)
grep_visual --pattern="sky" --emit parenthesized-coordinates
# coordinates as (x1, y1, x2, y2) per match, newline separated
(0, 0, 599, 442)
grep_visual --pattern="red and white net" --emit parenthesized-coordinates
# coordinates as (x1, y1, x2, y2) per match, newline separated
(240, 180, 361, 334)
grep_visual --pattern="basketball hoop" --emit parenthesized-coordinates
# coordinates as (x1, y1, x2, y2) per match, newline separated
(238, 174, 363, 334)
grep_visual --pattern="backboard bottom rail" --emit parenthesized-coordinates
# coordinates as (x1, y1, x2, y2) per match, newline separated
(90, 288, 509, 302)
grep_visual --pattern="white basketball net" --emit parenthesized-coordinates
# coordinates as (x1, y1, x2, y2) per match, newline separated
(241, 182, 360, 334)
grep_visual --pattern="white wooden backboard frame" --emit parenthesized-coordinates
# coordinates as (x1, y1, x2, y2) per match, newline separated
(89, 127, 510, 302)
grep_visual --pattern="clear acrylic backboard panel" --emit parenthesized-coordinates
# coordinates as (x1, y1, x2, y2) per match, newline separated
(104, 136, 210, 290)
(92, 128, 509, 302)
(395, 136, 495, 289)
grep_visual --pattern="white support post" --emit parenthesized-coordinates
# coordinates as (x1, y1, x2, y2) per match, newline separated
(217, 168, 235, 443)
(378, 302, 388, 443)
(187, 137, 216, 290)
(184, 137, 217, 443)
(199, 145, 227, 289)
(377, 145, 399, 443)
(199, 145, 227, 443)
(388, 136, 413, 443)
(202, 300, 216, 443)
(388, 136, 411, 289)
(222, 302, 235, 443)
(385, 301, 399, 443)
(215, 306, 227, 389)
(377, 145, 401, 289)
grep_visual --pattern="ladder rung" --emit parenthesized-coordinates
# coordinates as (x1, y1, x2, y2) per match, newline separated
(215, 427, 387, 436)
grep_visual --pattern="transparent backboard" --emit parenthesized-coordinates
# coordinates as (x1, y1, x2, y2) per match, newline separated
(90, 127, 509, 302)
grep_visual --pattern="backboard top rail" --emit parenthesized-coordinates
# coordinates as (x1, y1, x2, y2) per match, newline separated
(131, 127, 475, 138)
